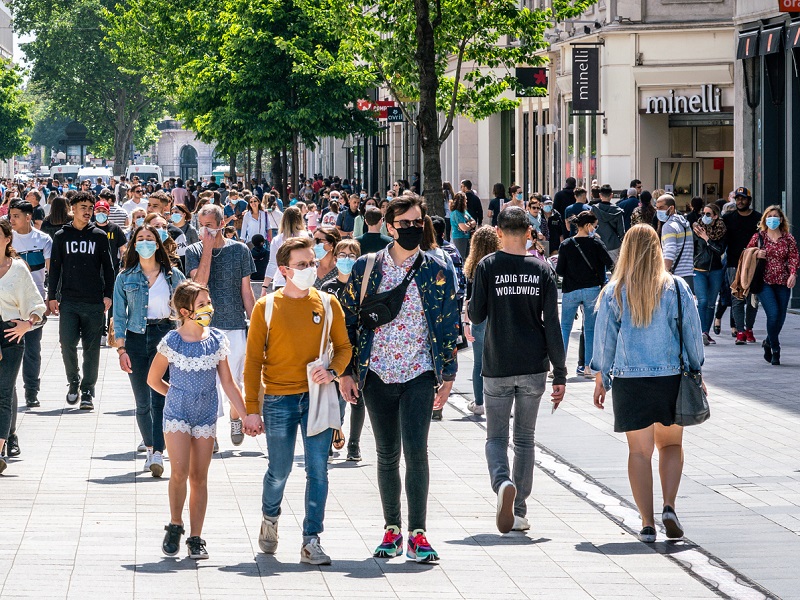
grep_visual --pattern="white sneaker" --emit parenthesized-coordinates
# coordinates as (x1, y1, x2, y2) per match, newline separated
(496, 480, 517, 534)
(150, 452, 164, 478)
(547, 372, 554, 379)
(100, 335, 107, 347)
(137, 440, 147, 453)
(300, 537, 331, 565)
(512, 516, 530, 531)
(143, 454, 153, 472)
(467, 401, 485, 415)
(258, 515, 279, 554)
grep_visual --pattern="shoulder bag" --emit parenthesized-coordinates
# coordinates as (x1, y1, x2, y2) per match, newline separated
(749, 232, 767, 296)
(358, 252, 424, 330)
(673, 277, 710, 426)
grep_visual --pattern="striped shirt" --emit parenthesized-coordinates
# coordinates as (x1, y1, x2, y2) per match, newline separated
(661, 215, 694, 277)
(108, 204, 129, 229)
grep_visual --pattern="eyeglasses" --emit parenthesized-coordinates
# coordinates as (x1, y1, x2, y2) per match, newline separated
(133, 189, 143, 194)
(336, 253, 358, 260)
(393, 218, 424, 229)
(289, 261, 318, 270)
(314, 238, 327, 245)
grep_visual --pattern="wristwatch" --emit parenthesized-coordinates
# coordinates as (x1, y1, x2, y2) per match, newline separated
(327, 369, 338, 379)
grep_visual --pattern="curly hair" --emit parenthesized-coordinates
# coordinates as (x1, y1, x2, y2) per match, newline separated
(463, 225, 500, 281)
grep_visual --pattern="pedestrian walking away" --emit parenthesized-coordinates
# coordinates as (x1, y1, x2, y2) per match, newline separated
(747, 205, 798, 366)
(591, 224, 705, 544)
(147, 280, 252, 560)
(0, 219, 47, 474)
(340, 193, 460, 563)
(47, 191, 116, 411)
(468, 206, 567, 534)
(242, 236, 352, 565)
(592, 184, 625, 263)
(114, 224, 186, 476)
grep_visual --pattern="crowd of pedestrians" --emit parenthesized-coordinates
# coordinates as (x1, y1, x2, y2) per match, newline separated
(0, 169, 796, 563)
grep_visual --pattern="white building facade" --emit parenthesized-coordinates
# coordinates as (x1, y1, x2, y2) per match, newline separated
(153, 119, 218, 182)
(1, 1, 16, 178)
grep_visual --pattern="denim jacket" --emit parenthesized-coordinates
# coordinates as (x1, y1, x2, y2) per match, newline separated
(341, 245, 459, 390)
(112, 264, 185, 342)
(590, 276, 704, 390)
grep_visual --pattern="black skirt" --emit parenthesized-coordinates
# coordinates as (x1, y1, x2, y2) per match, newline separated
(611, 375, 682, 433)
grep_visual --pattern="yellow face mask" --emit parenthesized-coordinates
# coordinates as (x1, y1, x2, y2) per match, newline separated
(193, 304, 214, 327)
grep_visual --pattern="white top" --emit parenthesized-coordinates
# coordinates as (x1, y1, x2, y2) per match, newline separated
(241, 211, 267, 243)
(12, 228, 52, 299)
(121, 198, 146, 216)
(0, 259, 47, 322)
(264, 231, 313, 288)
(321, 212, 338, 227)
(266, 209, 282, 232)
(146, 273, 172, 319)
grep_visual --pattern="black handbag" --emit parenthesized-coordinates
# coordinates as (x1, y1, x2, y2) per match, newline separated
(359, 253, 424, 331)
(673, 277, 710, 426)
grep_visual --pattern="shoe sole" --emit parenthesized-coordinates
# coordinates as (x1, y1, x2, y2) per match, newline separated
(150, 463, 164, 478)
(346, 456, 362, 462)
(231, 436, 244, 446)
(406, 549, 438, 563)
(662, 514, 684, 539)
(300, 554, 331, 565)
(66, 396, 79, 405)
(26, 401, 40, 408)
(259, 542, 278, 554)
(639, 533, 656, 543)
(188, 553, 209, 560)
(496, 482, 517, 534)
(162, 545, 180, 556)
(80, 404, 94, 410)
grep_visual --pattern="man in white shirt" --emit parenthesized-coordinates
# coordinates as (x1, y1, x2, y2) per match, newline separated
(121, 183, 147, 216)
(8, 200, 52, 409)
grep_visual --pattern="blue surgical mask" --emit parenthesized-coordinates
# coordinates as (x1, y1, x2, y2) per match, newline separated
(336, 257, 356, 275)
(588, 229, 596, 238)
(170, 213, 182, 223)
(158, 229, 169, 242)
(314, 243, 328, 259)
(766, 216, 781, 230)
(135, 240, 157, 259)
(135, 217, 145, 228)
(516, 193, 523, 201)
(702, 215, 713, 225)
(95, 212, 108, 224)
(543, 204, 553, 213)
(656, 209, 669, 222)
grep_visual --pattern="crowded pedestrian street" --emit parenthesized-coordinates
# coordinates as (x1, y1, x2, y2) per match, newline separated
(1, 307, 795, 600)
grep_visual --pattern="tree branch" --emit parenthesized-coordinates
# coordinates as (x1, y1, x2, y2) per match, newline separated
(376, 64, 418, 130)
(439, 36, 469, 144)
(432, 0, 443, 29)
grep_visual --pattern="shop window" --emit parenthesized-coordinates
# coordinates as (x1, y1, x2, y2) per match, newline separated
(669, 127, 693, 158)
(696, 126, 733, 153)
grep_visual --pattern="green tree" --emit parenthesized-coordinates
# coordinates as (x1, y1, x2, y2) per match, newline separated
(8, 0, 165, 174)
(0, 58, 33, 161)
(302, 0, 595, 213)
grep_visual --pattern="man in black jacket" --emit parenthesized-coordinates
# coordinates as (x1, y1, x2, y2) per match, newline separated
(47, 191, 115, 410)
(468, 207, 566, 535)
(460, 179, 483, 226)
(553, 177, 576, 217)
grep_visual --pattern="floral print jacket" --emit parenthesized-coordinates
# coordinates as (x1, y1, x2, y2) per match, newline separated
(341, 245, 460, 390)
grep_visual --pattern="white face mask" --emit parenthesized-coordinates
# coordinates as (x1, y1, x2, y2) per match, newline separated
(289, 266, 317, 290)
(526, 239, 534, 250)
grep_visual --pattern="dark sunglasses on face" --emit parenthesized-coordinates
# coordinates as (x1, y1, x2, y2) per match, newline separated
(393, 218, 425, 229)
(314, 238, 327, 245)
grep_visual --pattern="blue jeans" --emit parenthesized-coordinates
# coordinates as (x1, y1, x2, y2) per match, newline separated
(21, 325, 43, 400)
(561, 286, 600, 368)
(471, 320, 486, 406)
(261, 392, 333, 537)
(694, 269, 724, 334)
(758, 284, 791, 350)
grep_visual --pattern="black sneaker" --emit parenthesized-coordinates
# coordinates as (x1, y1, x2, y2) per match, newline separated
(66, 381, 79, 405)
(762, 340, 773, 363)
(6, 434, 20, 457)
(25, 394, 40, 408)
(346, 444, 362, 462)
(638, 526, 657, 543)
(79, 392, 94, 410)
(431, 409, 443, 421)
(162, 523, 184, 556)
(662, 506, 684, 539)
(186, 536, 209, 560)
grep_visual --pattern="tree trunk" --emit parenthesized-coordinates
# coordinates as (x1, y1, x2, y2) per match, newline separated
(270, 149, 282, 194)
(281, 145, 289, 200)
(112, 119, 135, 176)
(413, 0, 444, 217)
(246, 146, 252, 186)
(291, 131, 299, 199)
(255, 147, 263, 185)
(229, 153, 237, 186)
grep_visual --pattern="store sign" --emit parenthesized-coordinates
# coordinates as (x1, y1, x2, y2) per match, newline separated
(572, 47, 599, 112)
(779, 0, 800, 12)
(644, 85, 722, 115)
(386, 107, 404, 122)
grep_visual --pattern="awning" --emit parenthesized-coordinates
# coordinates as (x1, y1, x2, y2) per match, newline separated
(759, 25, 784, 55)
(737, 30, 759, 60)
(787, 21, 800, 49)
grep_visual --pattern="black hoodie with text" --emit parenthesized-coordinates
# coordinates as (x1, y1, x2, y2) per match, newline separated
(48, 223, 115, 304)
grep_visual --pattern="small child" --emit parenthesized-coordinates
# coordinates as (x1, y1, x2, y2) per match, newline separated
(306, 203, 319, 232)
(224, 225, 238, 240)
(147, 281, 255, 560)
(250, 234, 269, 298)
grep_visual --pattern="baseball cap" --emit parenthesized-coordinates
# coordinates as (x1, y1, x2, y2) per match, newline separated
(542, 196, 553, 203)
(734, 186, 751, 198)
(94, 200, 110, 211)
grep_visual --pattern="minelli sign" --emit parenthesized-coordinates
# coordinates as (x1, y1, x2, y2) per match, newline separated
(644, 85, 722, 115)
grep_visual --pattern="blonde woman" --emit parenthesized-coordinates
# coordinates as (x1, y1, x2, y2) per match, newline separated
(591, 224, 704, 544)
(262, 206, 312, 292)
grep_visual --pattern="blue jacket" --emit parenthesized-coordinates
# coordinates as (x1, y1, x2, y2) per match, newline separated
(590, 276, 703, 390)
(113, 264, 185, 342)
(341, 245, 460, 390)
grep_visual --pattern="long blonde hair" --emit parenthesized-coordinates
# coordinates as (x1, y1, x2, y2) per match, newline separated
(279, 206, 305, 236)
(600, 224, 670, 327)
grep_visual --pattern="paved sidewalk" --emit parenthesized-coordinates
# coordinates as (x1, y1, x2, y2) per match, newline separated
(454, 306, 800, 600)
(0, 320, 727, 599)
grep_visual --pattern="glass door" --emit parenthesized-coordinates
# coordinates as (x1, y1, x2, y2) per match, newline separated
(657, 158, 699, 211)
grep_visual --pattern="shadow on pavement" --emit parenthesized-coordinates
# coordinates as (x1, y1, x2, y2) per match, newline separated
(105, 408, 136, 417)
(25, 408, 68, 417)
(93, 451, 136, 462)
(122, 558, 197, 573)
(575, 540, 696, 556)
(220, 556, 436, 578)
(88, 472, 161, 485)
(447, 534, 551, 546)
(214, 450, 265, 459)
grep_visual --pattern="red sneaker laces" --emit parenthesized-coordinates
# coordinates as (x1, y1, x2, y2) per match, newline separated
(382, 529, 399, 545)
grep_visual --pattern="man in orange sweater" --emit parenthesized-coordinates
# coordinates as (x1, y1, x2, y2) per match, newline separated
(242, 237, 351, 566)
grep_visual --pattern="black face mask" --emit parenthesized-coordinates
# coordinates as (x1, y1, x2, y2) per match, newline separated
(395, 226, 424, 251)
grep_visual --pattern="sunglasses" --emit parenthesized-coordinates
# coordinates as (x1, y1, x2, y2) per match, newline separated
(314, 238, 328, 244)
(393, 218, 424, 229)
(702, 212, 714, 217)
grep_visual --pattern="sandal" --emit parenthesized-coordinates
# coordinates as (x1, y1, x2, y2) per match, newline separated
(332, 429, 346, 450)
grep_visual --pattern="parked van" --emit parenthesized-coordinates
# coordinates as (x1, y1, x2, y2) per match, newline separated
(126, 164, 163, 185)
(77, 166, 113, 185)
(51, 164, 82, 183)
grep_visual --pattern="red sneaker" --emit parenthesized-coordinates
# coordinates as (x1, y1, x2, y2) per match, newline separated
(745, 329, 756, 344)
(735, 331, 747, 345)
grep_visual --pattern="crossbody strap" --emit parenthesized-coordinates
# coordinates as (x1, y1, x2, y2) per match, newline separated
(263, 292, 275, 351)
(318, 290, 333, 358)
(571, 237, 595, 271)
(670, 222, 689, 274)
(359, 253, 377, 304)
(673, 276, 686, 371)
